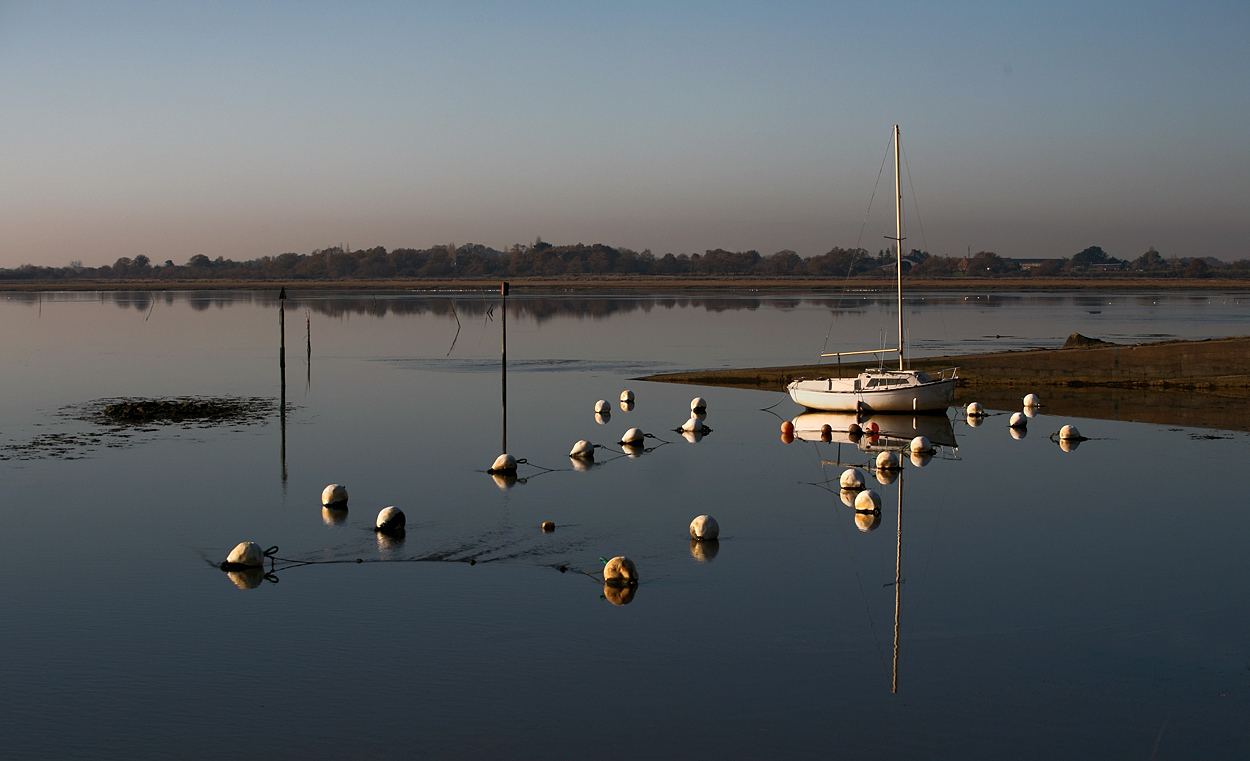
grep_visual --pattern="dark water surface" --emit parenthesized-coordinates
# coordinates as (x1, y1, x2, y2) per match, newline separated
(1, 290, 1247, 759)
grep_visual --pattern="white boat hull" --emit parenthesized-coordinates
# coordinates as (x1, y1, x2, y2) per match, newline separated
(787, 375, 956, 413)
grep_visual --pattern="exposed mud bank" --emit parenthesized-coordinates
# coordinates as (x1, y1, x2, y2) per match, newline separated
(638, 336, 1250, 432)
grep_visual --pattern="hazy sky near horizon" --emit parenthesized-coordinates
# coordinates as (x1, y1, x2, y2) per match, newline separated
(2, 0, 1247, 269)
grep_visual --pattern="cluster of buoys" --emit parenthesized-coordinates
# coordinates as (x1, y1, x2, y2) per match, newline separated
(965, 394, 1091, 451)
(678, 396, 711, 441)
(837, 467, 881, 532)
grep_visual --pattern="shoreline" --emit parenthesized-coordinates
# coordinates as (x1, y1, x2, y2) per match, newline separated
(637, 336, 1250, 433)
(637, 336, 1250, 392)
(2, 275, 1250, 293)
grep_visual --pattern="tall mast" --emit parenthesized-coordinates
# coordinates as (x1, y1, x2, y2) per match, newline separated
(894, 125, 905, 371)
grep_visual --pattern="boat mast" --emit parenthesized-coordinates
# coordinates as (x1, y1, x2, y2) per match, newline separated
(894, 125, 904, 371)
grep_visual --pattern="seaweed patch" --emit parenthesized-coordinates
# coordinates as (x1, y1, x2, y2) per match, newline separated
(0, 396, 278, 462)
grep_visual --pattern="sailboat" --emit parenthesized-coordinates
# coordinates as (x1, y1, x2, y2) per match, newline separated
(787, 126, 958, 413)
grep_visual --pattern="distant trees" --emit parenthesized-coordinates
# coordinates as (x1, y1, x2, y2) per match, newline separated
(1132, 247, 1166, 271)
(1072, 246, 1110, 265)
(5, 240, 1247, 283)
(966, 251, 1018, 275)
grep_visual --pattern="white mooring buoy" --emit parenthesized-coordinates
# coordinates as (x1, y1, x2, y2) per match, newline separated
(1059, 424, 1081, 440)
(375, 506, 406, 532)
(876, 451, 901, 471)
(690, 397, 707, 413)
(840, 468, 865, 490)
(620, 427, 644, 445)
(321, 483, 348, 507)
(594, 399, 610, 414)
(680, 416, 707, 433)
(689, 514, 720, 541)
(966, 401, 984, 416)
(909, 436, 932, 453)
(1009, 412, 1027, 428)
(569, 439, 595, 459)
(1023, 393, 1041, 407)
(490, 453, 517, 473)
(603, 556, 638, 584)
(226, 542, 265, 568)
(854, 489, 882, 513)
(620, 390, 635, 403)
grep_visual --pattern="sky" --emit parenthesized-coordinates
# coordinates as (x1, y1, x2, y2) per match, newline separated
(1, 0, 1247, 268)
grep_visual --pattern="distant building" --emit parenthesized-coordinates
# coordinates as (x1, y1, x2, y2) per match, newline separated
(1004, 258, 1047, 270)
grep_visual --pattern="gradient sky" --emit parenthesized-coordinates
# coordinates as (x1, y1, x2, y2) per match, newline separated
(2, 0, 1247, 268)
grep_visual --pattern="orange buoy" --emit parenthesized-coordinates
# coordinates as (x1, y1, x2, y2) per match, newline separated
(780, 421, 794, 434)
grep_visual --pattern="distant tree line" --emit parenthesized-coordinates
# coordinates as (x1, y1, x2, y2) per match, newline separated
(2, 240, 1246, 282)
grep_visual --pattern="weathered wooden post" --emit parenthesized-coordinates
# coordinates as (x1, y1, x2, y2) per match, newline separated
(279, 287, 287, 487)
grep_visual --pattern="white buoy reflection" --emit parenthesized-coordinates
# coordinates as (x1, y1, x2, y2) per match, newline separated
(321, 506, 349, 526)
(226, 567, 266, 590)
(689, 538, 720, 562)
(603, 583, 637, 606)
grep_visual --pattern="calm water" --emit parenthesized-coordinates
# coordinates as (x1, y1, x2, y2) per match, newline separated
(1, 289, 1247, 759)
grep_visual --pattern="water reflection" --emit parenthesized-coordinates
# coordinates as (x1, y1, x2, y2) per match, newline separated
(602, 583, 637, 606)
(689, 538, 720, 562)
(491, 473, 521, 490)
(792, 412, 957, 453)
(226, 567, 266, 590)
(376, 530, 406, 552)
(321, 506, 349, 526)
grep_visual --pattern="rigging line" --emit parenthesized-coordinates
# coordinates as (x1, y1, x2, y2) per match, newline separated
(899, 138, 950, 351)
(821, 133, 894, 359)
(899, 139, 928, 257)
(903, 473, 950, 646)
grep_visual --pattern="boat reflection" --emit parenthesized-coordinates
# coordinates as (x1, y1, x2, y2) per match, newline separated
(792, 411, 957, 454)
(792, 409, 960, 694)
